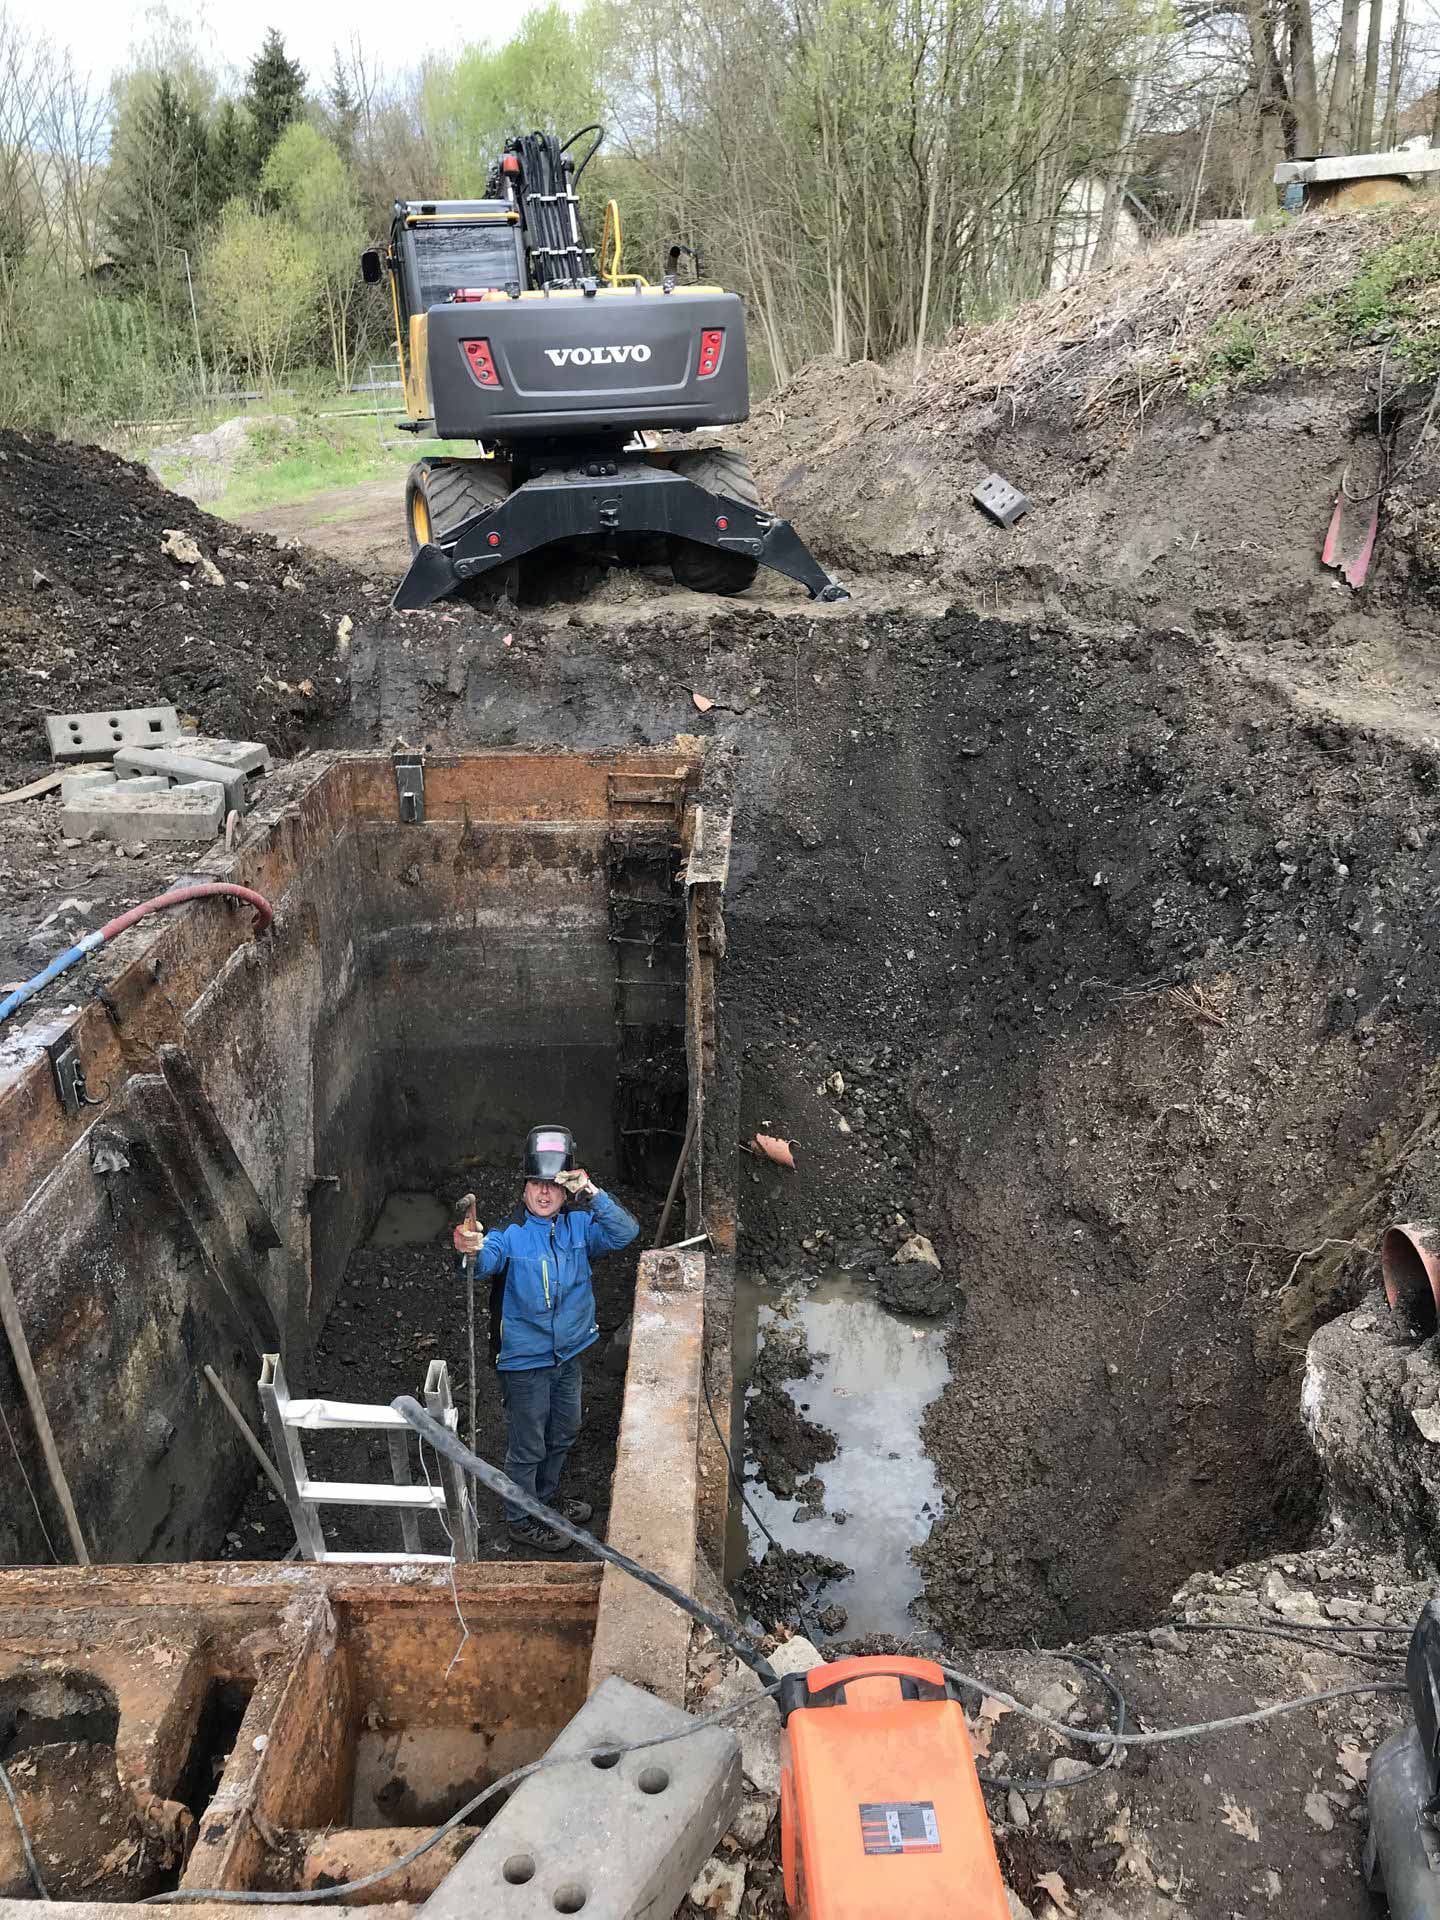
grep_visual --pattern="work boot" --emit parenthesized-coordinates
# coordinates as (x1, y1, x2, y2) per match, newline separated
(507, 1516, 567, 1554)
(553, 1498, 593, 1526)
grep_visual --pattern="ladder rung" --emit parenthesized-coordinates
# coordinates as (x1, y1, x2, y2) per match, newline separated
(318, 1551, 455, 1565)
(299, 1480, 448, 1508)
(282, 1398, 414, 1431)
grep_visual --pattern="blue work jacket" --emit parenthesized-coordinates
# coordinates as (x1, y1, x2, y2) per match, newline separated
(475, 1191, 639, 1370)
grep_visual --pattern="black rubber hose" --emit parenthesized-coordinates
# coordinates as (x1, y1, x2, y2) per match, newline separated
(393, 1397, 779, 1686)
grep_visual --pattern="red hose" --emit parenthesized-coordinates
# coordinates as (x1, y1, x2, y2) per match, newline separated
(99, 884, 274, 943)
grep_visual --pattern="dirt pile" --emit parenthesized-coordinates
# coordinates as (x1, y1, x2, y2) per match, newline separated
(0, 428, 374, 790)
(741, 208, 1440, 724)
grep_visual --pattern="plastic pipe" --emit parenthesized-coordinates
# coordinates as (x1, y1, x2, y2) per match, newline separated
(0, 884, 274, 1029)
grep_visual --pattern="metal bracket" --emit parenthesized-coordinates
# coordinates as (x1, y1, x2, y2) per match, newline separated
(46, 1036, 92, 1117)
(394, 754, 425, 824)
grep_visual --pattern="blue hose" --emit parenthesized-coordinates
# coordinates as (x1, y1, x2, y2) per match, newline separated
(0, 931, 105, 1027)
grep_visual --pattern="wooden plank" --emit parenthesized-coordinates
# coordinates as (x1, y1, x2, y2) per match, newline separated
(0, 1244, 91, 1563)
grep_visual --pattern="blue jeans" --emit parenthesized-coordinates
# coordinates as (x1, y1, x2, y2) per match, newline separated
(500, 1357, 583, 1525)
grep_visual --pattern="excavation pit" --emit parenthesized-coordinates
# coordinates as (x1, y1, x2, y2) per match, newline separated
(0, 745, 737, 1900)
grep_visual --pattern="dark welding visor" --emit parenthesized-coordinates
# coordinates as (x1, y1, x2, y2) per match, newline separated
(524, 1125, 574, 1181)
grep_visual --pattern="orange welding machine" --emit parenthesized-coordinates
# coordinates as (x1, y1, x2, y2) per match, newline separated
(778, 1655, 1010, 1920)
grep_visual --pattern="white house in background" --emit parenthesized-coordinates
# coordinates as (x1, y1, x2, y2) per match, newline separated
(1049, 176, 1142, 288)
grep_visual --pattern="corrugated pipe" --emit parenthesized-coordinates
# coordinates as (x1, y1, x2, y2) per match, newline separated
(0, 884, 274, 1029)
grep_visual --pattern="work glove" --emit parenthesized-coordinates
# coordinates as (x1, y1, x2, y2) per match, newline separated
(556, 1168, 598, 1199)
(453, 1221, 485, 1255)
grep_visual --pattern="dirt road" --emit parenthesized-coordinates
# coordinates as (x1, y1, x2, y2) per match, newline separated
(235, 472, 411, 578)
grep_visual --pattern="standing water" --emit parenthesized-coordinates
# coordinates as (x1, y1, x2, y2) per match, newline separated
(734, 1271, 951, 1639)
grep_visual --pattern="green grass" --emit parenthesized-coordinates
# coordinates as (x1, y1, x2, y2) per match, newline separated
(1188, 216, 1440, 402)
(145, 395, 467, 515)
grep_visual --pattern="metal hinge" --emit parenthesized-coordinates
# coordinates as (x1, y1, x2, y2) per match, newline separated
(394, 754, 425, 824)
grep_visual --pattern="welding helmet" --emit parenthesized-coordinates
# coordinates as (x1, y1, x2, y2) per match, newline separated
(524, 1125, 574, 1182)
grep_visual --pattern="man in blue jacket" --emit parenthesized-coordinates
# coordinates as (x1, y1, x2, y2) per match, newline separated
(456, 1125, 639, 1553)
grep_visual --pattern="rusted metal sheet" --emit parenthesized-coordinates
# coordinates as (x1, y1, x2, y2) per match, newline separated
(342, 749, 702, 825)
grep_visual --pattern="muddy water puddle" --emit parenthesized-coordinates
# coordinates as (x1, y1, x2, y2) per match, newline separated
(735, 1271, 950, 1638)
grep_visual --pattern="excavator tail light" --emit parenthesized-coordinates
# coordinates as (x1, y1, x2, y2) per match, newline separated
(462, 339, 501, 388)
(698, 328, 724, 377)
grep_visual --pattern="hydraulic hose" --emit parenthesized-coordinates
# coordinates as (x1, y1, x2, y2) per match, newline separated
(393, 1397, 779, 1687)
(0, 885, 274, 1029)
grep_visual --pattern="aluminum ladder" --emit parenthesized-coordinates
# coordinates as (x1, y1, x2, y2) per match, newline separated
(258, 1353, 477, 1563)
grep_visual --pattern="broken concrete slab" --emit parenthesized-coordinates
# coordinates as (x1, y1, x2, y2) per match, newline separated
(45, 705, 180, 762)
(60, 769, 118, 803)
(61, 782, 225, 844)
(704, 1637, 823, 1796)
(113, 747, 247, 818)
(422, 1674, 740, 1920)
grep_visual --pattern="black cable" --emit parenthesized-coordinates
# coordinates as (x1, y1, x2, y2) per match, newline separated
(1163, 1618, 1406, 1668)
(393, 1397, 778, 1686)
(976, 1652, 1127, 1796)
(0, 1753, 50, 1899)
(1172, 1617, 1410, 1635)
(700, 1358, 827, 1645)
(148, 1682, 783, 1905)
(937, 1665, 1407, 1748)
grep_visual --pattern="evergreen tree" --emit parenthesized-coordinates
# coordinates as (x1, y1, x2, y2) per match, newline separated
(329, 52, 361, 164)
(244, 30, 307, 178)
(106, 73, 210, 292)
(203, 98, 253, 212)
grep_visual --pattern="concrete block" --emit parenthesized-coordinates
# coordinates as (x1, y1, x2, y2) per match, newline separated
(589, 1249, 705, 1705)
(45, 705, 180, 762)
(119, 777, 172, 796)
(1275, 146, 1440, 185)
(423, 1675, 741, 1920)
(179, 735, 274, 776)
(112, 747, 247, 818)
(59, 770, 117, 803)
(61, 781, 225, 844)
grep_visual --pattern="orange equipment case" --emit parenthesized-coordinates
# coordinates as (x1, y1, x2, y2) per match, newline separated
(778, 1655, 1011, 1920)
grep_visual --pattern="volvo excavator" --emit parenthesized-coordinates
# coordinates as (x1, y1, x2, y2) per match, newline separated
(362, 127, 848, 610)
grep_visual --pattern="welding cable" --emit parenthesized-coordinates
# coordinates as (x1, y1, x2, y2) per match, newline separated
(700, 1358, 827, 1646)
(393, 1397, 780, 1686)
(937, 1665, 1407, 1748)
(146, 1682, 784, 1905)
(0, 1754, 50, 1899)
(1169, 1617, 1411, 1635)
(0, 885, 274, 1028)
(1159, 1618, 1408, 1669)
(976, 1652, 1128, 1796)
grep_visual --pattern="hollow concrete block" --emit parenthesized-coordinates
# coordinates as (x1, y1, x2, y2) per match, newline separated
(61, 781, 226, 843)
(422, 1675, 741, 1920)
(45, 704, 180, 762)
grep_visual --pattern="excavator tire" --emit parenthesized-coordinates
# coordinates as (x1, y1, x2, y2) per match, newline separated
(405, 457, 512, 554)
(666, 446, 762, 596)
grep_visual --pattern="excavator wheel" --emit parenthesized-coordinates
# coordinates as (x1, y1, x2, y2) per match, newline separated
(666, 446, 762, 596)
(405, 457, 512, 555)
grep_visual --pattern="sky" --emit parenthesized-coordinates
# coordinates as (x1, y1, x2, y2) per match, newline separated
(5, 0, 579, 88)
